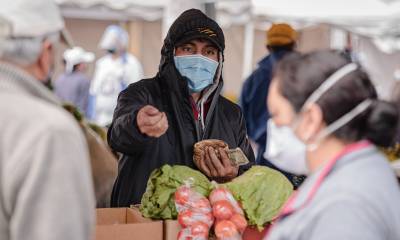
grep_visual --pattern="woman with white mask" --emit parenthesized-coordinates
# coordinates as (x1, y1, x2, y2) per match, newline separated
(265, 50, 400, 240)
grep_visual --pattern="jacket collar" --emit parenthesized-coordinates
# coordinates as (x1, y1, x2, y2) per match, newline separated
(287, 143, 374, 211)
(259, 49, 290, 69)
(0, 62, 60, 105)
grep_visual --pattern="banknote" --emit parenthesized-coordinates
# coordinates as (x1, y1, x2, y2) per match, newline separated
(227, 148, 249, 166)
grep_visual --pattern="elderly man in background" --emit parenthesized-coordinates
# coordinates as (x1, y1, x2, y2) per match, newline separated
(89, 25, 144, 126)
(0, 0, 95, 240)
(240, 23, 305, 188)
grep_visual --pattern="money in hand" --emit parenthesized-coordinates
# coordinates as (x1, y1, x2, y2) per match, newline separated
(227, 148, 249, 166)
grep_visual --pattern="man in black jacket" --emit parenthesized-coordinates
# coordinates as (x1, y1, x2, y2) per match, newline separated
(108, 9, 255, 207)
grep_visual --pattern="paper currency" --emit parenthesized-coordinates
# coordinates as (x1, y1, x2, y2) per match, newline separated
(227, 148, 249, 166)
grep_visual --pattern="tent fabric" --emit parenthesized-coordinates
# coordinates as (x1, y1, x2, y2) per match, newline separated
(55, 0, 165, 21)
(250, 0, 400, 53)
(56, 0, 166, 8)
(56, 0, 400, 47)
(355, 36, 400, 99)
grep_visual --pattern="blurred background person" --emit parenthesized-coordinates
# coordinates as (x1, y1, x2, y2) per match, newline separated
(55, 47, 118, 208)
(240, 23, 304, 187)
(54, 47, 95, 117)
(0, 0, 95, 239)
(391, 66, 400, 143)
(89, 25, 144, 127)
(62, 104, 118, 208)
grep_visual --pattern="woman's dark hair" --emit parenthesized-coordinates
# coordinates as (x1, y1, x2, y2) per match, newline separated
(390, 82, 400, 142)
(274, 50, 399, 147)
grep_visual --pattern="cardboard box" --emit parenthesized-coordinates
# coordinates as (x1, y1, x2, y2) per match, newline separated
(95, 208, 163, 240)
(164, 220, 182, 240)
(94, 207, 269, 240)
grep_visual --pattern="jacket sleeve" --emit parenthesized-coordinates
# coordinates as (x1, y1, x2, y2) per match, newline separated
(107, 83, 154, 155)
(239, 73, 254, 135)
(79, 77, 90, 117)
(7, 120, 95, 240)
(237, 109, 255, 174)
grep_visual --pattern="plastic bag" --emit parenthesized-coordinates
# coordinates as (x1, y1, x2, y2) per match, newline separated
(175, 183, 214, 240)
(214, 220, 241, 240)
(209, 186, 248, 239)
(177, 222, 209, 240)
(209, 187, 244, 216)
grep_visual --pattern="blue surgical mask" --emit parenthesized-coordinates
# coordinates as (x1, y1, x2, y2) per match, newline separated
(174, 54, 219, 93)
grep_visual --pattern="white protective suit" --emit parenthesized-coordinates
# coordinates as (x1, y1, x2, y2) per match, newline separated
(89, 25, 143, 126)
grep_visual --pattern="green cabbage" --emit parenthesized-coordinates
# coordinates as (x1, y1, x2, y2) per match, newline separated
(140, 165, 212, 219)
(224, 166, 293, 229)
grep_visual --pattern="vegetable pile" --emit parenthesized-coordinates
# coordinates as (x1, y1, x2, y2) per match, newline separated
(224, 166, 293, 229)
(175, 185, 214, 240)
(175, 185, 247, 240)
(140, 165, 212, 219)
(140, 165, 293, 230)
(210, 187, 247, 240)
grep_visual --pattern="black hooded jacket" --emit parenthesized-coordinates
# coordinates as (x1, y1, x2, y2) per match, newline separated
(108, 9, 255, 206)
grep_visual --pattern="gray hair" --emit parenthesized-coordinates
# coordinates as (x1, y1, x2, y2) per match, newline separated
(0, 32, 59, 66)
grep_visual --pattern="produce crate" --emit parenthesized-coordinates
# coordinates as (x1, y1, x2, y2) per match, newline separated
(95, 208, 163, 240)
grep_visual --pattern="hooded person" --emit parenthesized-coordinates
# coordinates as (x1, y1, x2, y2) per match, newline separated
(108, 9, 255, 206)
(88, 25, 144, 127)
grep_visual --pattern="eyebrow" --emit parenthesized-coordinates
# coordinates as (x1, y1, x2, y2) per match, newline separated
(204, 44, 217, 49)
(184, 40, 217, 49)
(195, 40, 217, 49)
(178, 42, 195, 48)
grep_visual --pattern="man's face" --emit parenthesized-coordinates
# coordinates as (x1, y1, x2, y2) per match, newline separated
(175, 39, 219, 62)
(77, 63, 87, 72)
(36, 39, 56, 83)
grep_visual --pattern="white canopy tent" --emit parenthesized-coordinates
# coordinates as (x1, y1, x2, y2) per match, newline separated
(56, 0, 400, 50)
(220, 0, 400, 98)
(56, 0, 400, 98)
(56, 0, 165, 21)
(251, 0, 400, 53)
(55, 0, 400, 52)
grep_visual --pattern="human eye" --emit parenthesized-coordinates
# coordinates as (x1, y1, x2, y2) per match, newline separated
(204, 47, 218, 57)
(206, 48, 216, 55)
(181, 45, 194, 53)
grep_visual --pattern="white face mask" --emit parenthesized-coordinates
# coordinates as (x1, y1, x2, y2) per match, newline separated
(264, 120, 308, 175)
(264, 63, 373, 175)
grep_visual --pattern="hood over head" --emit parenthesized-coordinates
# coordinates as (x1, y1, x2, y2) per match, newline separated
(159, 9, 225, 103)
(160, 9, 225, 70)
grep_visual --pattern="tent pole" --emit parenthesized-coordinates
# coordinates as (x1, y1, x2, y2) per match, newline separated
(242, 21, 254, 80)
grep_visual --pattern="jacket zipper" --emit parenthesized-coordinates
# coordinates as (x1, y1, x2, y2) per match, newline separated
(196, 105, 203, 141)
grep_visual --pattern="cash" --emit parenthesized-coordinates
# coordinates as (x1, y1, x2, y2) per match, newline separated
(227, 148, 249, 166)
